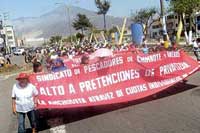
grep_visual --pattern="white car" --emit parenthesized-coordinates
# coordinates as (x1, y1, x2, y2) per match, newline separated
(14, 48, 25, 55)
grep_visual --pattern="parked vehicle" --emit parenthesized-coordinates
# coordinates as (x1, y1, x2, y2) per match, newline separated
(13, 48, 25, 55)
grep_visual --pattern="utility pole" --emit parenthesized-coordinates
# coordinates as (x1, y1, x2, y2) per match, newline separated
(160, 0, 164, 17)
(3, 12, 10, 54)
(67, 6, 72, 43)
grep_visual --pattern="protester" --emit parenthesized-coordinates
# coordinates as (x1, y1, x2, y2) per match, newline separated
(170, 33, 176, 46)
(45, 56, 53, 72)
(5, 54, 11, 64)
(171, 42, 178, 51)
(80, 55, 89, 65)
(192, 39, 200, 61)
(51, 58, 67, 72)
(31, 50, 44, 64)
(12, 73, 38, 133)
(33, 62, 43, 73)
(0, 55, 6, 67)
(142, 44, 149, 54)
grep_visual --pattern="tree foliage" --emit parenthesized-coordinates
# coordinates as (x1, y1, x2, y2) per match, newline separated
(108, 26, 118, 34)
(170, 0, 200, 15)
(62, 36, 76, 43)
(76, 32, 85, 41)
(95, 0, 111, 30)
(95, 0, 111, 15)
(170, 0, 200, 31)
(50, 35, 62, 44)
(73, 13, 93, 34)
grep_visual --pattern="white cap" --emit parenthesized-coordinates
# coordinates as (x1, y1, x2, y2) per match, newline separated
(50, 55, 58, 60)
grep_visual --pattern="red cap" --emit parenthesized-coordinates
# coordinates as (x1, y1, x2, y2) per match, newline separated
(16, 73, 29, 80)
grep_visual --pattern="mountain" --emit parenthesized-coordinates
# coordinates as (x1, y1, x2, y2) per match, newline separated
(13, 5, 131, 39)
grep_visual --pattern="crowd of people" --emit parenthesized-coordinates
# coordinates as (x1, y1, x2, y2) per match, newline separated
(0, 53, 11, 67)
(29, 39, 187, 73)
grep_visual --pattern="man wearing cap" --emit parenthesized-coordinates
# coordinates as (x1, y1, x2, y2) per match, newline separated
(12, 73, 38, 133)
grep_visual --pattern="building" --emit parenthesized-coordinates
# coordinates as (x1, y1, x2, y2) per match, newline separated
(25, 38, 46, 47)
(149, 20, 162, 39)
(0, 22, 16, 54)
(4, 25, 16, 52)
(0, 21, 6, 54)
(149, 12, 200, 39)
(149, 13, 179, 39)
(166, 14, 179, 36)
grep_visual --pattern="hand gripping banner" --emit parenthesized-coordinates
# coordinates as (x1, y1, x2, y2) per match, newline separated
(30, 51, 199, 109)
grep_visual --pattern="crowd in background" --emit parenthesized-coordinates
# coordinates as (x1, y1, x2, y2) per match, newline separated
(30, 39, 190, 73)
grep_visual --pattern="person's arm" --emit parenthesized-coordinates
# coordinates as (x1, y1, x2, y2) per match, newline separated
(12, 98, 17, 115)
(11, 86, 17, 115)
(32, 85, 39, 108)
(31, 56, 37, 63)
(34, 95, 38, 108)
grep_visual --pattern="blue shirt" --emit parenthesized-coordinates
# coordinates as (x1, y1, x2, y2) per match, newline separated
(51, 66, 67, 72)
(142, 47, 149, 54)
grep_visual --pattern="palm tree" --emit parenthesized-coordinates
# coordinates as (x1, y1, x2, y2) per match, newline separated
(95, 0, 111, 30)
(50, 35, 62, 44)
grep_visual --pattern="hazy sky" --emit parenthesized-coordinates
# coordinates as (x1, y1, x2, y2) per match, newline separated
(0, 0, 166, 19)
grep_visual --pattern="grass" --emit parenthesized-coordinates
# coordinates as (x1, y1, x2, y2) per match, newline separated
(0, 64, 32, 75)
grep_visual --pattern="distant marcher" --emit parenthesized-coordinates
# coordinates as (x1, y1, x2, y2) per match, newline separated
(142, 44, 149, 54)
(12, 73, 38, 133)
(5, 54, 11, 64)
(192, 39, 200, 61)
(80, 55, 89, 65)
(0, 56, 6, 67)
(172, 42, 178, 51)
(51, 58, 67, 72)
(33, 62, 43, 73)
(170, 33, 176, 46)
(32, 51, 44, 64)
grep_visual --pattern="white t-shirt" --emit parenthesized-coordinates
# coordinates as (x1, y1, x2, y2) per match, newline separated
(193, 41, 198, 48)
(12, 83, 38, 113)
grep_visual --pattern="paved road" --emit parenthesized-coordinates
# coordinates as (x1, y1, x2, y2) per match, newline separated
(0, 69, 200, 133)
(11, 55, 26, 66)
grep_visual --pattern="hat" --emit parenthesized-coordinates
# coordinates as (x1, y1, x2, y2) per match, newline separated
(16, 73, 29, 80)
(50, 55, 58, 60)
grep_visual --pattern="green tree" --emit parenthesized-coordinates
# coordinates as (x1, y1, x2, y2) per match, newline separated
(76, 32, 85, 41)
(104, 26, 118, 38)
(108, 26, 118, 33)
(95, 0, 111, 30)
(49, 35, 62, 44)
(131, 7, 158, 38)
(64, 35, 77, 43)
(73, 13, 93, 34)
(170, 0, 200, 29)
(170, 0, 200, 43)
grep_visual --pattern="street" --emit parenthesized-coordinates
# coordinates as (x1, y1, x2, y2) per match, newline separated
(0, 62, 200, 133)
